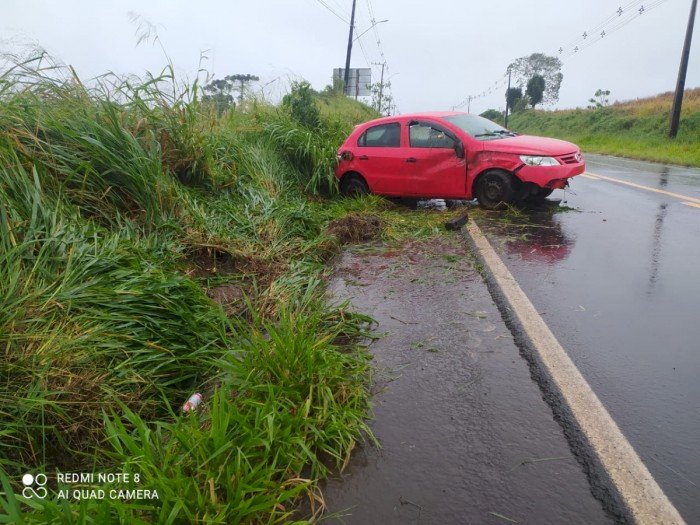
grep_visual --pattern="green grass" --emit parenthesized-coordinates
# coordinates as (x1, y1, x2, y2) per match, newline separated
(507, 88, 700, 167)
(0, 58, 423, 523)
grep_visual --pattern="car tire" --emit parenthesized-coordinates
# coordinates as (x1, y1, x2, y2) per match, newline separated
(445, 199, 466, 209)
(340, 174, 370, 197)
(389, 197, 418, 209)
(529, 187, 554, 201)
(475, 171, 516, 209)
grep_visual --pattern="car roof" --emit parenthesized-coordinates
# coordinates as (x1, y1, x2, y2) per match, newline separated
(361, 111, 468, 126)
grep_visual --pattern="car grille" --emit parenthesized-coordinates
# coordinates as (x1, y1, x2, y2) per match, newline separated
(559, 154, 578, 164)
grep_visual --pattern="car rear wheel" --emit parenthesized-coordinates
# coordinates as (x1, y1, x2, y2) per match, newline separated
(340, 174, 370, 196)
(475, 171, 516, 209)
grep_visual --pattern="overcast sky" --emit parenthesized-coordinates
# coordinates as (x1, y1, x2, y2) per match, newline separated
(2, 0, 698, 114)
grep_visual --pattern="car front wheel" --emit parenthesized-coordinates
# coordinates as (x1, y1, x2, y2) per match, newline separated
(529, 187, 554, 201)
(475, 171, 516, 209)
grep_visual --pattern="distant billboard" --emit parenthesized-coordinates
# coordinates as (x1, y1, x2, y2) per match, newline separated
(333, 68, 372, 97)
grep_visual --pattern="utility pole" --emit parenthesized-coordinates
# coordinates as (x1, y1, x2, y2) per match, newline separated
(504, 68, 512, 128)
(343, 0, 358, 95)
(669, 0, 697, 138)
(377, 61, 386, 113)
(467, 96, 472, 113)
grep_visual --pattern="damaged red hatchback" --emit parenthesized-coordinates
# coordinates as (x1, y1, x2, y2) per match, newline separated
(335, 112, 585, 209)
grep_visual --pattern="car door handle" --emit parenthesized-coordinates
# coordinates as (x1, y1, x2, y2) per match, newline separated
(406, 157, 417, 163)
(358, 155, 369, 160)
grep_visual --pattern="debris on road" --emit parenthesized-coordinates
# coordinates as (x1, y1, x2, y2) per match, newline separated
(445, 212, 469, 231)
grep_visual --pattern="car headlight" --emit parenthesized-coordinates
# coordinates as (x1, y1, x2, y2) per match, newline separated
(519, 155, 560, 166)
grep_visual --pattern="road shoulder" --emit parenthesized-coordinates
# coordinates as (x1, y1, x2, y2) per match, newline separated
(464, 220, 685, 525)
(320, 234, 610, 524)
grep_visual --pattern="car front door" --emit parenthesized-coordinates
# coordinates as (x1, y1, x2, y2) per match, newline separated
(405, 120, 467, 198)
(355, 121, 410, 195)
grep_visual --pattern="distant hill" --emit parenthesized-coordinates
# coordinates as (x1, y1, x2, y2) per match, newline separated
(506, 88, 700, 166)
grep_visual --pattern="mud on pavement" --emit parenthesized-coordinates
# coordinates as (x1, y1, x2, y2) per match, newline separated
(320, 234, 612, 525)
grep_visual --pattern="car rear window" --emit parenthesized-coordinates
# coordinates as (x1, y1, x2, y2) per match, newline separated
(358, 123, 401, 148)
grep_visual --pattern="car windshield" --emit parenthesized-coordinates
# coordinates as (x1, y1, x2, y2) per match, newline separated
(443, 114, 516, 141)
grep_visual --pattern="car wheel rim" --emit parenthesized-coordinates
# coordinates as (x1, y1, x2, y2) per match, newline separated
(484, 180, 503, 201)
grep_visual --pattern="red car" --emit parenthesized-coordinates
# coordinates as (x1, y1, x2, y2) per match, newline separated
(335, 112, 585, 209)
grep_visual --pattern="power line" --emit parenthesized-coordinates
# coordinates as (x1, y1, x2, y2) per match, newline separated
(453, 74, 508, 110)
(356, 32, 372, 67)
(559, 0, 669, 57)
(313, 0, 349, 24)
(315, 0, 396, 111)
(558, 0, 646, 52)
(365, 0, 387, 61)
(451, 0, 671, 111)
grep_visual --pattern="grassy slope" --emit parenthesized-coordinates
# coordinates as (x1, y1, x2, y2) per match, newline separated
(0, 66, 449, 523)
(507, 88, 700, 166)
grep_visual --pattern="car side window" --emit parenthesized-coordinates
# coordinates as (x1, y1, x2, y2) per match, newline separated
(409, 122, 455, 149)
(358, 123, 401, 148)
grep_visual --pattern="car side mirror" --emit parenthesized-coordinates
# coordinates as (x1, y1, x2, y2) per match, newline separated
(455, 142, 465, 159)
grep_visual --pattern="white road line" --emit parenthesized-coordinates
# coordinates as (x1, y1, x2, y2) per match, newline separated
(585, 171, 700, 205)
(466, 221, 685, 525)
(682, 201, 700, 209)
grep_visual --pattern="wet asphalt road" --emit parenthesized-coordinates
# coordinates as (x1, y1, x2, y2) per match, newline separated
(321, 238, 611, 524)
(477, 153, 700, 522)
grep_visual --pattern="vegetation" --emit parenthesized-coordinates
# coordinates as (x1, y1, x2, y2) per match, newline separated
(0, 57, 446, 523)
(370, 80, 394, 116)
(526, 75, 545, 108)
(480, 109, 504, 124)
(506, 87, 523, 114)
(507, 53, 563, 106)
(282, 81, 321, 129)
(508, 88, 700, 166)
(588, 89, 611, 109)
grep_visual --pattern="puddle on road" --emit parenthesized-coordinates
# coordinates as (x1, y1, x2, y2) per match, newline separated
(476, 200, 578, 265)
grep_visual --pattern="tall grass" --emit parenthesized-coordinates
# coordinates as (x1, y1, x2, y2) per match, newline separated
(0, 57, 378, 522)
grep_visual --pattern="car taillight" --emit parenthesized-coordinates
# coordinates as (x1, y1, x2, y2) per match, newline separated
(341, 151, 353, 161)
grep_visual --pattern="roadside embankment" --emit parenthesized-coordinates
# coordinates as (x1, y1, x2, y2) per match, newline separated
(508, 88, 700, 167)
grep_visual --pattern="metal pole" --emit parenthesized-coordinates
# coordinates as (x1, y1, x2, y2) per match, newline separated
(467, 96, 471, 113)
(504, 68, 512, 128)
(669, 0, 697, 138)
(378, 62, 385, 113)
(343, 0, 358, 95)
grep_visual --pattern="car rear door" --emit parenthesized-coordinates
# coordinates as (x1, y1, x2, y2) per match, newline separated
(355, 121, 410, 195)
(405, 120, 467, 198)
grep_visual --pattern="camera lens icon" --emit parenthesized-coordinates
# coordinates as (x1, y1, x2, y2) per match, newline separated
(21, 473, 47, 499)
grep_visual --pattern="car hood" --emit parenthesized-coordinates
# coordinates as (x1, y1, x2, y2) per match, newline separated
(483, 135, 578, 156)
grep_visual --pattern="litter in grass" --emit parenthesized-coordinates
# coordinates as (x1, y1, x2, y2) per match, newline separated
(182, 393, 203, 413)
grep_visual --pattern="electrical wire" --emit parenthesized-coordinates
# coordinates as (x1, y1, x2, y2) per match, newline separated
(560, 0, 669, 57)
(451, 0, 671, 110)
(313, 0, 349, 24)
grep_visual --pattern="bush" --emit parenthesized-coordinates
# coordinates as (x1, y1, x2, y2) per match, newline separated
(282, 81, 321, 129)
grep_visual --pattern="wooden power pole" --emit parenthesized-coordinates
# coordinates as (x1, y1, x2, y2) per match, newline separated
(669, 0, 697, 138)
(343, 0, 358, 95)
(504, 68, 512, 129)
